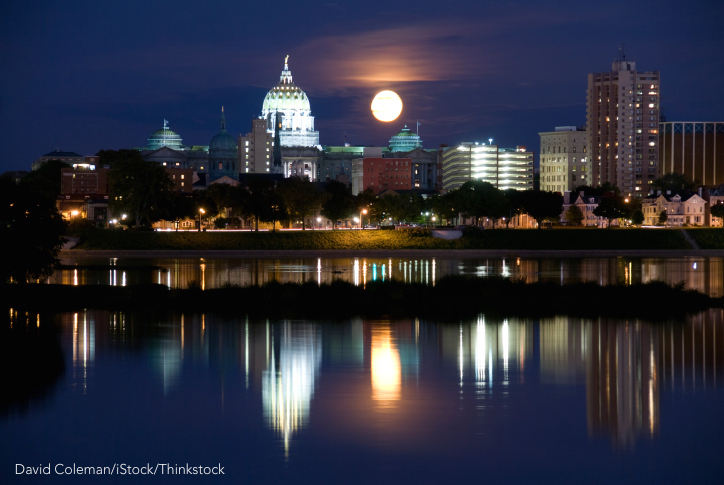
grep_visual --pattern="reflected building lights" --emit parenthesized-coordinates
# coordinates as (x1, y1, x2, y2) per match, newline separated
(371, 324, 402, 405)
(262, 323, 321, 457)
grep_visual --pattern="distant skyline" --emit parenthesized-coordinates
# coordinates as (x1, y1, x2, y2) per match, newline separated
(1, 0, 722, 172)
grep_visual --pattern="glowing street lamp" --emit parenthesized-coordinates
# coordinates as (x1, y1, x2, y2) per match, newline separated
(360, 209, 368, 229)
(198, 208, 205, 232)
(317, 216, 322, 230)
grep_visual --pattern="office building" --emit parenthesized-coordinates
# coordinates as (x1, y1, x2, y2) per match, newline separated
(539, 126, 588, 192)
(659, 122, 724, 186)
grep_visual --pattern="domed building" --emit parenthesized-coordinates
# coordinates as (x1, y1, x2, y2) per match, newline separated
(208, 107, 238, 180)
(147, 121, 185, 151)
(261, 56, 319, 148)
(389, 125, 422, 153)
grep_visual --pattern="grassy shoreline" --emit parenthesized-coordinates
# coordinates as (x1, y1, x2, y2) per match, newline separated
(64, 227, 724, 251)
(5, 276, 721, 321)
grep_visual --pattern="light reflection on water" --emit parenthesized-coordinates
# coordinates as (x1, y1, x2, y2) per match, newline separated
(4, 309, 724, 483)
(51, 256, 724, 297)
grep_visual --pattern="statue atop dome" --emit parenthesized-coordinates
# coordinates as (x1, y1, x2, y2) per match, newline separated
(261, 57, 319, 148)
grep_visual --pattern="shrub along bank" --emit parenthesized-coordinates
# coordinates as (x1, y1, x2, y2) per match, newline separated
(3, 276, 720, 321)
(69, 228, 697, 251)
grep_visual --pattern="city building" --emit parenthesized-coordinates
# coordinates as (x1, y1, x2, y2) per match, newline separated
(388, 125, 422, 152)
(207, 108, 238, 181)
(561, 191, 606, 227)
(641, 191, 707, 226)
(261, 56, 319, 147)
(351, 157, 413, 195)
(539, 126, 588, 192)
(139, 121, 210, 180)
(32, 149, 85, 171)
(659, 122, 724, 186)
(441, 142, 534, 192)
(238, 119, 272, 174)
(587, 53, 660, 198)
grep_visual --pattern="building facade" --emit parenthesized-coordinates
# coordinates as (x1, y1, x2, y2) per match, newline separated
(587, 56, 660, 198)
(641, 192, 707, 226)
(33, 150, 85, 171)
(539, 126, 588, 192)
(351, 157, 413, 194)
(659, 122, 724, 186)
(441, 143, 534, 192)
(261, 57, 319, 147)
(238, 119, 272, 174)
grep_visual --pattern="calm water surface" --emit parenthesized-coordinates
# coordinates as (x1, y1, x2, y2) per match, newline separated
(3, 309, 723, 484)
(51, 256, 724, 296)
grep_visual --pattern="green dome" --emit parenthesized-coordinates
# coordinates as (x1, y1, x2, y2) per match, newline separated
(148, 123, 184, 151)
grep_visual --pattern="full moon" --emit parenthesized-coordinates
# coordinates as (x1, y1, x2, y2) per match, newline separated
(371, 91, 403, 122)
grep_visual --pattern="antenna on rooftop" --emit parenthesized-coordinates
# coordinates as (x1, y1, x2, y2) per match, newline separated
(619, 43, 626, 61)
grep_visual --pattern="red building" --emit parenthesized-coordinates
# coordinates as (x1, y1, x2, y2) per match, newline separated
(352, 157, 413, 194)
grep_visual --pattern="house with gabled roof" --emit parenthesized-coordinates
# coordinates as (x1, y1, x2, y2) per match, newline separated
(641, 192, 707, 226)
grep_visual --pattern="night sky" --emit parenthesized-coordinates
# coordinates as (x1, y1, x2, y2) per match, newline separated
(2, 0, 722, 173)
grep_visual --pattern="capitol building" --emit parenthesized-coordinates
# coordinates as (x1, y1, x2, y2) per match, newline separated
(262, 56, 319, 148)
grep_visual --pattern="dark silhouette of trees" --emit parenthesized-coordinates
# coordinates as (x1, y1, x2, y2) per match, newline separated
(564, 205, 584, 226)
(321, 181, 355, 229)
(277, 177, 328, 230)
(0, 178, 65, 283)
(593, 196, 627, 227)
(520, 190, 563, 228)
(652, 172, 696, 193)
(108, 154, 174, 228)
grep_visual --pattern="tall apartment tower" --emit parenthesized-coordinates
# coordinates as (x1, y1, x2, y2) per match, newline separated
(587, 54, 660, 198)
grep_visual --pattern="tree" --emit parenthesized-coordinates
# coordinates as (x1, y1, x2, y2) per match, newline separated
(239, 176, 275, 232)
(520, 190, 563, 229)
(277, 177, 329, 230)
(593, 196, 627, 228)
(108, 153, 174, 228)
(430, 193, 457, 226)
(321, 180, 355, 229)
(710, 202, 724, 224)
(658, 209, 668, 226)
(0, 178, 65, 283)
(652, 172, 696, 193)
(453, 180, 489, 226)
(564, 205, 584, 226)
(164, 193, 197, 231)
(631, 209, 645, 226)
(19, 160, 70, 200)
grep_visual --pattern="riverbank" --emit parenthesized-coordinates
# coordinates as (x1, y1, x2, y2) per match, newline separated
(5, 276, 722, 320)
(65, 227, 724, 252)
(60, 248, 724, 259)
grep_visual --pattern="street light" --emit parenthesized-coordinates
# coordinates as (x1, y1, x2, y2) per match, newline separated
(317, 216, 322, 230)
(360, 209, 368, 229)
(198, 208, 205, 232)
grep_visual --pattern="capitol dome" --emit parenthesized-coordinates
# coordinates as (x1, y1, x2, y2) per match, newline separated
(389, 125, 422, 153)
(148, 121, 184, 151)
(209, 108, 237, 152)
(260, 56, 319, 148)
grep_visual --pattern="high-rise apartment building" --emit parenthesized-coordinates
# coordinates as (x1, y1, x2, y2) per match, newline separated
(238, 119, 272, 174)
(587, 56, 660, 198)
(539, 126, 588, 192)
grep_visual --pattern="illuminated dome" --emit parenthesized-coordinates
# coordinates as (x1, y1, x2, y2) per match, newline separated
(148, 121, 184, 151)
(260, 56, 319, 148)
(389, 125, 422, 153)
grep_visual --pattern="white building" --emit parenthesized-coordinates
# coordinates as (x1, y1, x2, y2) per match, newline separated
(539, 126, 588, 192)
(641, 192, 707, 226)
(261, 57, 319, 148)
